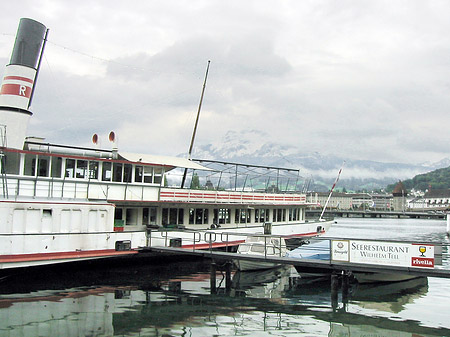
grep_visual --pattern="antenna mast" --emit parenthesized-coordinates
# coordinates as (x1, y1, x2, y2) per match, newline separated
(181, 60, 210, 188)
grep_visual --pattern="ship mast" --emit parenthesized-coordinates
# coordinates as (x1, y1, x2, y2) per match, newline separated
(181, 60, 210, 188)
(319, 161, 345, 221)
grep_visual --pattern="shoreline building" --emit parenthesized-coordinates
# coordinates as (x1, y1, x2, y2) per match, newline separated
(392, 181, 408, 212)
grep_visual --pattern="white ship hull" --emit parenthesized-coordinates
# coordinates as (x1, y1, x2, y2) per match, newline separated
(0, 199, 147, 270)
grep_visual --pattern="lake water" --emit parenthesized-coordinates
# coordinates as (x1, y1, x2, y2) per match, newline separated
(0, 217, 449, 337)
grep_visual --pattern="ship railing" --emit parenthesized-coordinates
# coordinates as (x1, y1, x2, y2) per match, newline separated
(147, 228, 288, 257)
(159, 187, 307, 204)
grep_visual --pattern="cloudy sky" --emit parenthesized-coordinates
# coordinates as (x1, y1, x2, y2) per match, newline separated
(1, 0, 449, 165)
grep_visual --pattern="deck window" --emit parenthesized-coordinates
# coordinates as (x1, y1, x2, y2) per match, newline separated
(143, 167, 153, 183)
(162, 208, 185, 226)
(162, 208, 168, 226)
(114, 208, 123, 221)
(189, 208, 195, 224)
(178, 209, 184, 224)
(169, 208, 177, 224)
(126, 208, 138, 226)
(113, 163, 122, 182)
(273, 209, 285, 222)
(188, 208, 208, 225)
(135, 166, 143, 182)
(258, 209, 265, 223)
(123, 164, 132, 183)
(3, 152, 20, 174)
(195, 208, 203, 224)
(240, 209, 247, 223)
(214, 208, 230, 225)
(154, 168, 163, 184)
(256, 208, 268, 223)
(102, 162, 112, 181)
(236, 209, 249, 224)
(292, 208, 300, 221)
(142, 207, 157, 225)
(24, 154, 36, 176)
(235, 209, 240, 223)
(51, 157, 62, 178)
(76, 160, 88, 179)
(65, 159, 76, 178)
(89, 161, 98, 179)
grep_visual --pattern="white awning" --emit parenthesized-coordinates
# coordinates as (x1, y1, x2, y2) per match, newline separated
(118, 152, 212, 171)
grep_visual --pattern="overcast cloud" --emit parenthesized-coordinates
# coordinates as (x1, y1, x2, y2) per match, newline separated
(1, 0, 449, 164)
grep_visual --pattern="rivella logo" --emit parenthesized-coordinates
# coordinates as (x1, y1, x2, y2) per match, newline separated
(411, 257, 434, 268)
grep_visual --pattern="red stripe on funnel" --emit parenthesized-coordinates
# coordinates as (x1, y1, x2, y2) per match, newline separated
(0, 83, 32, 98)
(4, 76, 34, 84)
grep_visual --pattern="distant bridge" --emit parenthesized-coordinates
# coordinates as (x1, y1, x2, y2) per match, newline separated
(306, 209, 447, 220)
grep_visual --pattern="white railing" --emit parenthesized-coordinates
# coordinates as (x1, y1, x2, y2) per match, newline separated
(160, 187, 308, 204)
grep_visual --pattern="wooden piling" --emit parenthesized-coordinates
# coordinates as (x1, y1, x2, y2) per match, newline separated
(342, 272, 349, 306)
(331, 273, 339, 311)
(210, 262, 217, 294)
(225, 261, 232, 292)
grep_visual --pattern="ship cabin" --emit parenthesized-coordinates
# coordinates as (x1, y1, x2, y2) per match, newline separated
(1, 140, 312, 233)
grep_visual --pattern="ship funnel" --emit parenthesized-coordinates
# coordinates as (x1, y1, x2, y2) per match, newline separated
(10, 18, 47, 69)
(0, 18, 47, 149)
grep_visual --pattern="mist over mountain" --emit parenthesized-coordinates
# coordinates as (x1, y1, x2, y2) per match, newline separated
(189, 130, 449, 192)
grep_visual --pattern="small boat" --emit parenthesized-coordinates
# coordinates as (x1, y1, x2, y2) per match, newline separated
(234, 236, 288, 271)
(287, 239, 331, 279)
(286, 239, 330, 260)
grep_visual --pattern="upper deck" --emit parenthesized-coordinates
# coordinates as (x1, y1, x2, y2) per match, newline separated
(0, 141, 311, 206)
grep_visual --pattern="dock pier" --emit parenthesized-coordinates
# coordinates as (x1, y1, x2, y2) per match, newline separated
(142, 228, 450, 312)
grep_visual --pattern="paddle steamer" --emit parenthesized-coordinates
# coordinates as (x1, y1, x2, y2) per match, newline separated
(0, 18, 332, 270)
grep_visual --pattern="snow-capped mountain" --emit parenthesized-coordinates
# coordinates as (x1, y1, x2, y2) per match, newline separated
(188, 130, 449, 192)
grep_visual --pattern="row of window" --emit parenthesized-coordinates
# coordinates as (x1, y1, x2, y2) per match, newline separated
(3, 152, 163, 184)
(115, 207, 304, 227)
(115, 207, 158, 226)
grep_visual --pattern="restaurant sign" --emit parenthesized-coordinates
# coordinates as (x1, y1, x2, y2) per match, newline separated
(331, 240, 434, 268)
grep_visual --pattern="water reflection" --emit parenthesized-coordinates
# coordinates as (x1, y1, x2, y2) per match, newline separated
(0, 261, 447, 337)
(350, 277, 429, 313)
